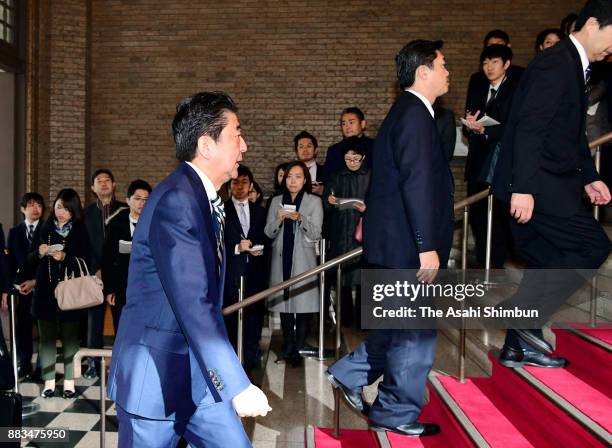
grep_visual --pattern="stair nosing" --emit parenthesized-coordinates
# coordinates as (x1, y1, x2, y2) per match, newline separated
(374, 431, 391, 448)
(429, 372, 492, 448)
(512, 366, 612, 445)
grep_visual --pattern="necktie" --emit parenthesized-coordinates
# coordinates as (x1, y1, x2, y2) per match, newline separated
(27, 224, 34, 246)
(487, 88, 497, 106)
(210, 196, 225, 273)
(585, 65, 591, 85)
(238, 202, 249, 237)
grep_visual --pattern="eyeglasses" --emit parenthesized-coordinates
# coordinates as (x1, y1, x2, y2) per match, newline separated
(344, 156, 363, 163)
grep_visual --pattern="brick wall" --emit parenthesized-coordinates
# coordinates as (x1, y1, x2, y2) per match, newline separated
(30, 0, 586, 204)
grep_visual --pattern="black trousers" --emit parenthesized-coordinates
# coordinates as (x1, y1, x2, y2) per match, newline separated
(16, 294, 34, 370)
(279, 313, 312, 358)
(504, 205, 611, 349)
(467, 181, 513, 268)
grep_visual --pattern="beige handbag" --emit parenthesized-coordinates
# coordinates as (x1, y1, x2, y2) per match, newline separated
(54, 257, 104, 310)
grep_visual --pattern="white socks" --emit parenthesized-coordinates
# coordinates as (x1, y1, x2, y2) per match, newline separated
(63, 379, 75, 392)
(44, 379, 55, 391)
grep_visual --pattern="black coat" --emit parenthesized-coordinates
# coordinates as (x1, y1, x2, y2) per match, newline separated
(102, 209, 132, 305)
(323, 166, 370, 286)
(84, 199, 127, 272)
(6, 220, 45, 285)
(30, 220, 92, 322)
(493, 38, 597, 217)
(324, 135, 374, 175)
(464, 74, 520, 184)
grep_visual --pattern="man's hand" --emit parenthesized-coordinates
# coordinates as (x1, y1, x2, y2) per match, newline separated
(238, 240, 252, 253)
(106, 293, 116, 306)
(585, 181, 612, 206)
(417, 250, 439, 284)
(232, 384, 272, 418)
(464, 110, 485, 134)
(510, 193, 534, 224)
(312, 183, 324, 195)
(327, 195, 338, 205)
(38, 244, 48, 257)
(1, 293, 7, 313)
(19, 280, 36, 295)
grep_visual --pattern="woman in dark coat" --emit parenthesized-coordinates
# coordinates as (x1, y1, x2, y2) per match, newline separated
(323, 137, 370, 327)
(30, 188, 92, 398)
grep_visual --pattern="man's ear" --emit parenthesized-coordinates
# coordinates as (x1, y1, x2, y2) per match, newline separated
(361, 120, 367, 130)
(197, 134, 214, 159)
(503, 60, 511, 70)
(416, 65, 428, 81)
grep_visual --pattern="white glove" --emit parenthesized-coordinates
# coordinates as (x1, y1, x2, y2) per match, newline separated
(232, 384, 272, 417)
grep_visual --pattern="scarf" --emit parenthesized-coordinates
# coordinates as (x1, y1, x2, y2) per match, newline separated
(54, 220, 72, 238)
(281, 189, 305, 281)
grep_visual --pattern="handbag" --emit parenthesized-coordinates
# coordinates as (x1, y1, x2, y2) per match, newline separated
(354, 217, 363, 243)
(54, 257, 104, 310)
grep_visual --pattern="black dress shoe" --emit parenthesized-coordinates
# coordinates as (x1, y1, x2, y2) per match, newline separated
(83, 363, 98, 380)
(62, 389, 76, 399)
(326, 371, 369, 416)
(515, 329, 553, 354)
(369, 421, 441, 437)
(41, 388, 56, 398)
(499, 345, 568, 368)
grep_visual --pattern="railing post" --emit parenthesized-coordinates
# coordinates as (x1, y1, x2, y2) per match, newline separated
(590, 145, 601, 327)
(333, 264, 342, 438)
(238, 275, 244, 364)
(485, 191, 493, 285)
(100, 356, 106, 448)
(318, 239, 327, 360)
(459, 207, 469, 383)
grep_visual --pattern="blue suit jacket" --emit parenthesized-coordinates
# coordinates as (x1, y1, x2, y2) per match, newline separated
(108, 162, 250, 420)
(363, 91, 455, 269)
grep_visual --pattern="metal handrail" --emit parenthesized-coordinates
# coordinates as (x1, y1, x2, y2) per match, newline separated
(222, 189, 491, 317)
(589, 131, 612, 149)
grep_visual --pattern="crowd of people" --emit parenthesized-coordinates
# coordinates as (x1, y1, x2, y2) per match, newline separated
(0, 6, 610, 407)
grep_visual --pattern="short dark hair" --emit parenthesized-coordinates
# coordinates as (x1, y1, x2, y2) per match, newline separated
(342, 136, 366, 156)
(273, 162, 289, 191)
(480, 44, 513, 64)
(534, 28, 563, 53)
(250, 181, 264, 205)
(341, 107, 365, 122)
(575, 0, 612, 31)
(50, 188, 83, 223)
(172, 91, 237, 162)
(20, 192, 45, 214)
(235, 165, 254, 184)
(127, 179, 152, 198)
(293, 130, 318, 151)
(91, 169, 114, 185)
(282, 161, 312, 194)
(483, 29, 510, 46)
(396, 40, 444, 90)
(561, 13, 578, 35)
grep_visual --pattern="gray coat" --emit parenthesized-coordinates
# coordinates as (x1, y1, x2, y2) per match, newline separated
(265, 193, 323, 313)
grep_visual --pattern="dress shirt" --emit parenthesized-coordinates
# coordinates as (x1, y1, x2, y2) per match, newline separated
(186, 161, 217, 213)
(232, 197, 251, 255)
(569, 34, 590, 81)
(305, 160, 318, 182)
(129, 216, 138, 237)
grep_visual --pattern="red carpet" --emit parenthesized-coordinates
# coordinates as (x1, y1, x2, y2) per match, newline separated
(561, 323, 612, 346)
(436, 354, 606, 447)
(313, 385, 474, 447)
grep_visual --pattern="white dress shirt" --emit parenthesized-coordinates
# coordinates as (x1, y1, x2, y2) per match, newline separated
(569, 34, 590, 81)
(186, 162, 218, 212)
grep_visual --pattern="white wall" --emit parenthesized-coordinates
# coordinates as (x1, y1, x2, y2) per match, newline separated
(0, 72, 15, 231)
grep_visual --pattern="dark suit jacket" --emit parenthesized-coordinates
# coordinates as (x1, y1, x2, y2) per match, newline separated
(101, 209, 132, 305)
(364, 91, 455, 269)
(84, 198, 127, 272)
(223, 199, 268, 305)
(492, 38, 597, 217)
(0, 224, 8, 293)
(6, 221, 45, 286)
(108, 162, 249, 421)
(464, 75, 519, 183)
(324, 134, 374, 175)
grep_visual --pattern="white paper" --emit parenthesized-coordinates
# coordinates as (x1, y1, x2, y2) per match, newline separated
(335, 198, 365, 209)
(281, 204, 296, 213)
(119, 240, 132, 254)
(46, 244, 64, 255)
(245, 244, 264, 253)
(460, 115, 500, 127)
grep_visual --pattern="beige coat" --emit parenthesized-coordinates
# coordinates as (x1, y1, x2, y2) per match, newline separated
(265, 193, 323, 313)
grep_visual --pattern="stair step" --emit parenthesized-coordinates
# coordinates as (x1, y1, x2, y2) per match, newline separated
(433, 354, 606, 447)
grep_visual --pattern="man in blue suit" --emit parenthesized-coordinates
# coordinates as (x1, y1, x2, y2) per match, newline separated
(108, 92, 271, 447)
(326, 40, 454, 438)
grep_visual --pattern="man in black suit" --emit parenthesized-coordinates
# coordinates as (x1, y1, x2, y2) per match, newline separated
(327, 40, 454, 438)
(465, 30, 524, 121)
(324, 107, 374, 175)
(464, 44, 519, 268)
(493, 0, 612, 368)
(4, 193, 45, 379)
(84, 168, 128, 379)
(102, 179, 151, 332)
(223, 165, 268, 374)
(294, 130, 328, 196)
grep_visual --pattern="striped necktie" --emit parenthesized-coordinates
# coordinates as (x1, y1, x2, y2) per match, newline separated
(27, 224, 34, 247)
(210, 196, 225, 273)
